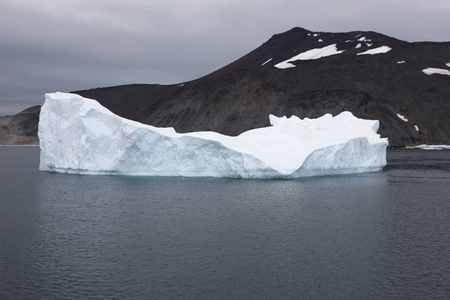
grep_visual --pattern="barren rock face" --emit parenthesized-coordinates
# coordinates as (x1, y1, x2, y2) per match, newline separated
(0, 106, 40, 145)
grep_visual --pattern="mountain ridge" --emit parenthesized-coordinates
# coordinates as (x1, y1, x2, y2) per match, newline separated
(1, 27, 449, 146)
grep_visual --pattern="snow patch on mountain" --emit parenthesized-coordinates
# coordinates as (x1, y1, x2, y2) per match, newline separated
(397, 113, 408, 122)
(274, 44, 344, 69)
(357, 46, 391, 55)
(261, 58, 273, 66)
(406, 145, 450, 150)
(422, 68, 450, 76)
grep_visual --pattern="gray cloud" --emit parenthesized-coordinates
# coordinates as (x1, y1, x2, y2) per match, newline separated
(1, 0, 449, 115)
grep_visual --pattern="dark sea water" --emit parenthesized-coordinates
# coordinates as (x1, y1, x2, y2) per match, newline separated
(1, 147, 450, 299)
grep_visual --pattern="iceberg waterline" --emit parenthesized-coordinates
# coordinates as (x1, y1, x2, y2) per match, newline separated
(38, 92, 388, 178)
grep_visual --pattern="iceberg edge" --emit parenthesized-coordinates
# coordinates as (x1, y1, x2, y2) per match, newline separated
(38, 92, 388, 178)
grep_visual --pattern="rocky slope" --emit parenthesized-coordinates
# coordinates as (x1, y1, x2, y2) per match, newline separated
(0, 106, 40, 145)
(2, 27, 449, 146)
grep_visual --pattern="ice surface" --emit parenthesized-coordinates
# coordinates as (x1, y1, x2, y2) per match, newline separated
(39, 92, 388, 178)
(274, 44, 344, 69)
(422, 68, 450, 76)
(357, 46, 391, 55)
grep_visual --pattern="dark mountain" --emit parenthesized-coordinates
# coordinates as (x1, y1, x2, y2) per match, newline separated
(74, 27, 450, 147)
(2, 27, 449, 146)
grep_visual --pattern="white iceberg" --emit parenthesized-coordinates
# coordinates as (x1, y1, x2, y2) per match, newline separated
(38, 92, 388, 178)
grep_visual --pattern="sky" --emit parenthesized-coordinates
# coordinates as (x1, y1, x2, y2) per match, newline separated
(1, 0, 449, 115)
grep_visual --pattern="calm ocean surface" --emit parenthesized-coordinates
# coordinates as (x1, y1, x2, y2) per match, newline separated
(1, 147, 450, 299)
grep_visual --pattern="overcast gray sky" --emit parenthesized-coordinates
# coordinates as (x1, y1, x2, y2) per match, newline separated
(1, 0, 449, 115)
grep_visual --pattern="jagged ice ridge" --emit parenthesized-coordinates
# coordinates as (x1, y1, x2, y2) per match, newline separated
(38, 92, 388, 178)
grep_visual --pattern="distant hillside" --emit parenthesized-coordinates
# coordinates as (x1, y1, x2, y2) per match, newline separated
(0, 106, 40, 145)
(2, 27, 450, 146)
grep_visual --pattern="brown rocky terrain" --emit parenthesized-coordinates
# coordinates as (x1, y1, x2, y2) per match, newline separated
(0, 106, 40, 145)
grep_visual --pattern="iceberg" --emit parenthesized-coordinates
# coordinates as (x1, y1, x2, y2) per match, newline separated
(38, 92, 388, 178)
